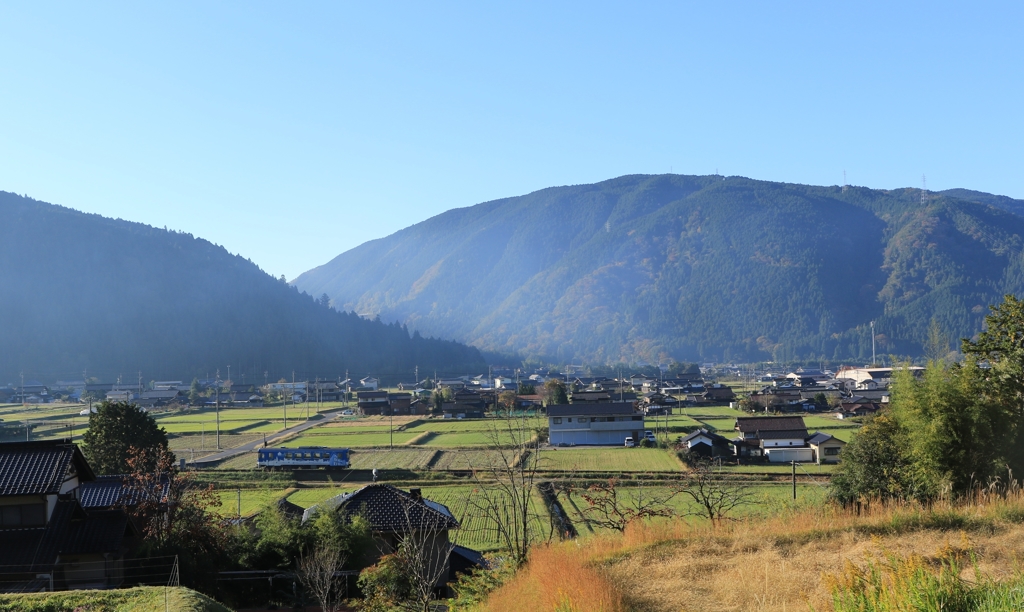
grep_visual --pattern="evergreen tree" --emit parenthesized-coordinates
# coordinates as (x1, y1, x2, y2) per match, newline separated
(81, 401, 169, 474)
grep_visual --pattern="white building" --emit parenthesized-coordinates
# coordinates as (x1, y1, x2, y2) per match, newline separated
(548, 403, 644, 446)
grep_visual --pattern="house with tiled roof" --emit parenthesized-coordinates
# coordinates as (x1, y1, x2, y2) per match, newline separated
(0, 441, 137, 592)
(733, 416, 813, 462)
(302, 484, 477, 590)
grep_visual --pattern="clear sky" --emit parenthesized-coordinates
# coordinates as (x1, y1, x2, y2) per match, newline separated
(1, 2, 1021, 280)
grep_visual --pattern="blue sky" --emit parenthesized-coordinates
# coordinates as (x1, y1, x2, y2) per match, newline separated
(1, 2, 1021, 279)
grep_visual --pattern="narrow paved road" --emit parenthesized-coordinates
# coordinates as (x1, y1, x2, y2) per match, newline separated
(192, 410, 344, 466)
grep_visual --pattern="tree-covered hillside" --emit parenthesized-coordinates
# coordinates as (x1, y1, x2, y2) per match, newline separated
(295, 175, 1024, 364)
(0, 192, 484, 383)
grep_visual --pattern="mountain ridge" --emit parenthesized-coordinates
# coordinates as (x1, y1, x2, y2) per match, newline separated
(0, 191, 485, 383)
(295, 174, 1024, 364)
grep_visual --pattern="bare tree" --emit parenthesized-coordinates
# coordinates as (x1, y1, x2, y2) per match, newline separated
(570, 477, 680, 532)
(397, 496, 460, 612)
(298, 543, 348, 612)
(675, 458, 754, 525)
(469, 408, 546, 568)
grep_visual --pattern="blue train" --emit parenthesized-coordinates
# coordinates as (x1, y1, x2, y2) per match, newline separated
(257, 446, 350, 469)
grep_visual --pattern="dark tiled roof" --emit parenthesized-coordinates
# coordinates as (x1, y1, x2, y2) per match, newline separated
(63, 509, 132, 555)
(0, 499, 134, 572)
(80, 474, 170, 509)
(735, 416, 806, 433)
(0, 441, 94, 496)
(303, 484, 459, 532)
(807, 432, 842, 445)
(547, 403, 637, 417)
(756, 429, 809, 440)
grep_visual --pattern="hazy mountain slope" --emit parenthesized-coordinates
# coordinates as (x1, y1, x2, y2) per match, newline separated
(295, 175, 1024, 364)
(0, 192, 484, 383)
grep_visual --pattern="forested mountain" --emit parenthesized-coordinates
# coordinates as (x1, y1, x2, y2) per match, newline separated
(0, 192, 484, 383)
(295, 175, 1024, 364)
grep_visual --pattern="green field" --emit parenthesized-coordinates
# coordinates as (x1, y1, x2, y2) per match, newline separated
(540, 448, 683, 472)
(287, 486, 359, 509)
(284, 431, 420, 447)
(403, 417, 546, 433)
(415, 431, 527, 447)
(0, 586, 231, 612)
(213, 487, 289, 517)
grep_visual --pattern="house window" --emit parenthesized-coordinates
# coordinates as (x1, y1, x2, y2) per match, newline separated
(631, 416, 642, 421)
(553, 418, 562, 424)
(567, 418, 572, 422)
(825, 447, 841, 456)
(579, 417, 588, 423)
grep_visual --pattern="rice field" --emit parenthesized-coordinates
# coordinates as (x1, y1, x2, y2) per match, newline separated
(430, 450, 509, 470)
(539, 448, 684, 472)
(415, 431, 527, 448)
(348, 449, 438, 470)
(284, 431, 420, 447)
(213, 487, 290, 517)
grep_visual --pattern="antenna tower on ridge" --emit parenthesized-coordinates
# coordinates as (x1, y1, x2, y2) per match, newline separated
(921, 174, 928, 204)
(843, 170, 848, 193)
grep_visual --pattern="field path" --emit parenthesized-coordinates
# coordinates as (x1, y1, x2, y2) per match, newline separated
(192, 409, 344, 466)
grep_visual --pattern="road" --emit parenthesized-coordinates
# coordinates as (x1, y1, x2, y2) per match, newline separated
(192, 409, 345, 466)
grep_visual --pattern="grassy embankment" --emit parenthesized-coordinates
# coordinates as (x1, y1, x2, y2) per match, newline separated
(480, 492, 1024, 611)
(0, 586, 232, 612)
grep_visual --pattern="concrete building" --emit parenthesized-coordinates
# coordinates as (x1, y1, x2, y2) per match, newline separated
(547, 403, 644, 446)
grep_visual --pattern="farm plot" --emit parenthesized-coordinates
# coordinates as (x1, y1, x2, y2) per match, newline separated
(415, 430, 532, 448)
(682, 406, 743, 418)
(417, 485, 553, 552)
(692, 417, 736, 433)
(540, 448, 683, 473)
(403, 418, 547, 433)
(284, 431, 420, 447)
(430, 450, 509, 470)
(213, 488, 289, 517)
(287, 486, 359, 509)
(558, 483, 827, 536)
(348, 449, 438, 470)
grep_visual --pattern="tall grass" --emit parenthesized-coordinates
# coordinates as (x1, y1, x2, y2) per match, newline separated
(483, 489, 1024, 611)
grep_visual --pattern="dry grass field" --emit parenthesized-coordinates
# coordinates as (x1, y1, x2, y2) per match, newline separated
(483, 493, 1024, 611)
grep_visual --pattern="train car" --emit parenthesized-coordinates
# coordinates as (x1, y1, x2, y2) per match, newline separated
(257, 446, 350, 469)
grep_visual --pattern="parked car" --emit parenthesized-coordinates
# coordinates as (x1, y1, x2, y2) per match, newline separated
(341, 409, 354, 416)
(624, 437, 635, 448)
(644, 430, 656, 443)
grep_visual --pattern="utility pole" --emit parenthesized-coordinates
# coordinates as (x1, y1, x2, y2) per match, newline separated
(227, 365, 231, 385)
(870, 321, 876, 366)
(215, 384, 221, 450)
(20, 371, 24, 406)
(792, 461, 797, 500)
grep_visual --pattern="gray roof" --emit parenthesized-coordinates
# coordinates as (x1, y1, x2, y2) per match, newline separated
(679, 428, 729, 445)
(547, 403, 637, 417)
(807, 431, 842, 445)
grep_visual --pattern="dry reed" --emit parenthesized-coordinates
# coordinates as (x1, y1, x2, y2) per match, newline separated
(483, 490, 1024, 612)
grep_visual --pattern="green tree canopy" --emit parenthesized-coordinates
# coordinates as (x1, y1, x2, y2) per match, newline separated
(543, 379, 568, 406)
(81, 401, 169, 474)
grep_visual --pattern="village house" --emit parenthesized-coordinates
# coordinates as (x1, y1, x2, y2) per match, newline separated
(547, 403, 644, 446)
(807, 432, 847, 464)
(357, 390, 390, 415)
(302, 484, 482, 592)
(678, 428, 731, 458)
(0, 441, 138, 592)
(733, 416, 812, 462)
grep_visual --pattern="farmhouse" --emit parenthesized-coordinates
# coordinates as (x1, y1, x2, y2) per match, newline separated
(678, 428, 731, 458)
(547, 403, 644, 446)
(0, 441, 137, 591)
(733, 416, 812, 462)
(302, 484, 479, 590)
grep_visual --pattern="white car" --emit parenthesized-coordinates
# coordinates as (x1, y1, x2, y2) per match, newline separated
(644, 430, 657, 443)
(624, 437, 635, 447)
(79, 407, 98, 416)
(341, 409, 354, 416)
